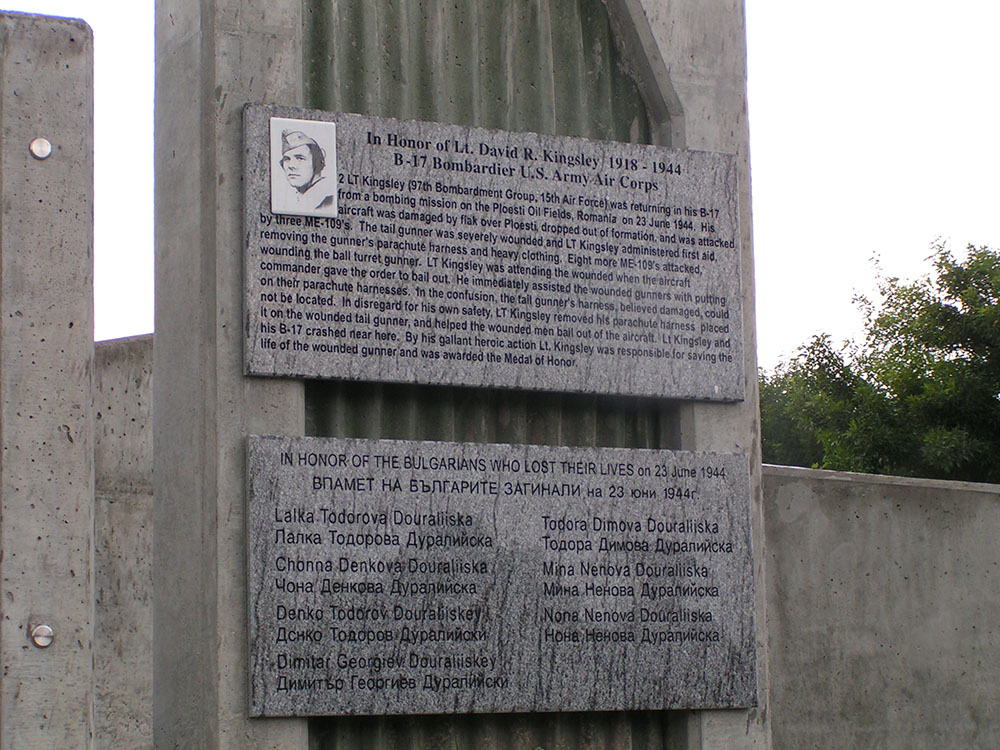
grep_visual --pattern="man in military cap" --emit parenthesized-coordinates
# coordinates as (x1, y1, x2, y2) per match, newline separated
(279, 130, 335, 211)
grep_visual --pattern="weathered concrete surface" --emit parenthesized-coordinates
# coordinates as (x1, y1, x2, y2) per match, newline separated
(633, 2, 770, 747)
(0, 12, 95, 748)
(154, 0, 308, 747)
(95, 335, 153, 749)
(764, 465, 1000, 750)
(96, 336, 153, 496)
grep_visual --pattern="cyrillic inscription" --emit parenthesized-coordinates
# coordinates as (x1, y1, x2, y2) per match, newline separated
(248, 435, 756, 716)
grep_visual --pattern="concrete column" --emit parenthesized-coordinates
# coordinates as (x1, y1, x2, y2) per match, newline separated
(636, 1, 772, 747)
(0, 12, 95, 748)
(154, 0, 307, 747)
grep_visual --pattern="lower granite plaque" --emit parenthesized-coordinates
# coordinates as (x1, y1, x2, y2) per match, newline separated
(244, 105, 743, 401)
(248, 435, 756, 716)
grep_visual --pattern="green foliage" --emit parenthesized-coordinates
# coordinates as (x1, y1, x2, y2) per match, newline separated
(761, 244, 1000, 483)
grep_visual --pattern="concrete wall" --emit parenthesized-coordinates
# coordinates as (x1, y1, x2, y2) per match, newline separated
(94, 335, 153, 749)
(763, 465, 1000, 750)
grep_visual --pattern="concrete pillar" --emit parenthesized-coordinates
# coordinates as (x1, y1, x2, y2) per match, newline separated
(153, 0, 308, 747)
(0, 12, 95, 748)
(637, 1, 772, 747)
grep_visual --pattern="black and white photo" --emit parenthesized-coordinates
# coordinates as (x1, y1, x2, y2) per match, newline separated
(269, 116, 338, 217)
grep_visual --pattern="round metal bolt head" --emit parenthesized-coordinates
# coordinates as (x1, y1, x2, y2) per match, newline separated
(29, 137, 52, 160)
(30, 624, 54, 648)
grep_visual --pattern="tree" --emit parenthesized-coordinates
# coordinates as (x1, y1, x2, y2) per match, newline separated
(761, 244, 1000, 483)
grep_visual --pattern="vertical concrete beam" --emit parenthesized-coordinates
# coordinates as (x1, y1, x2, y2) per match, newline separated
(604, 0, 686, 148)
(632, 1, 771, 747)
(0, 12, 95, 748)
(154, 0, 307, 747)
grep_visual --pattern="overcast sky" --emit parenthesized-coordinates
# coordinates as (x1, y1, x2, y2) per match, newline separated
(3, 1, 999, 370)
(746, 0, 1000, 367)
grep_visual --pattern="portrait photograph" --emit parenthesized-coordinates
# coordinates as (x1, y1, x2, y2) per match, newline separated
(269, 116, 338, 218)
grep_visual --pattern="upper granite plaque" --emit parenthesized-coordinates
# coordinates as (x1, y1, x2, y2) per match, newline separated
(244, 105, 743, 400)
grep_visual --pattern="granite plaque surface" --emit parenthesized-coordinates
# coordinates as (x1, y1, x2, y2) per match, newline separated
(244, 104, 743, 400)
(247, 435, 756, 716)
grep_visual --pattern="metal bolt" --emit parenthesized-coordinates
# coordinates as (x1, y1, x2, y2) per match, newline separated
(29, 137, 52, 160)
(30, 624, 54, 648)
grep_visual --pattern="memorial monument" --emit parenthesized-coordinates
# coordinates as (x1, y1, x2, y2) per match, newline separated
(155, 0, 769, 747)
(5, 6, 999, 750)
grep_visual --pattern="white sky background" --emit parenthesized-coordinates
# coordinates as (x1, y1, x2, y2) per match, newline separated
(3, 1, 999, 369)
(746, 0, 1000, 368)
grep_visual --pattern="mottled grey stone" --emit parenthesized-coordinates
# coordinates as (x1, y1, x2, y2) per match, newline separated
(244, 105, 743, 401)
(247, 435, 755, 716)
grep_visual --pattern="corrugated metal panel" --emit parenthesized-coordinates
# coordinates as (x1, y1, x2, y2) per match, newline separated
(304, 0, 650, 141)
(309, 709, 679, 749)
(302, 0, 677, 448)
(302, 1, 684, 746)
